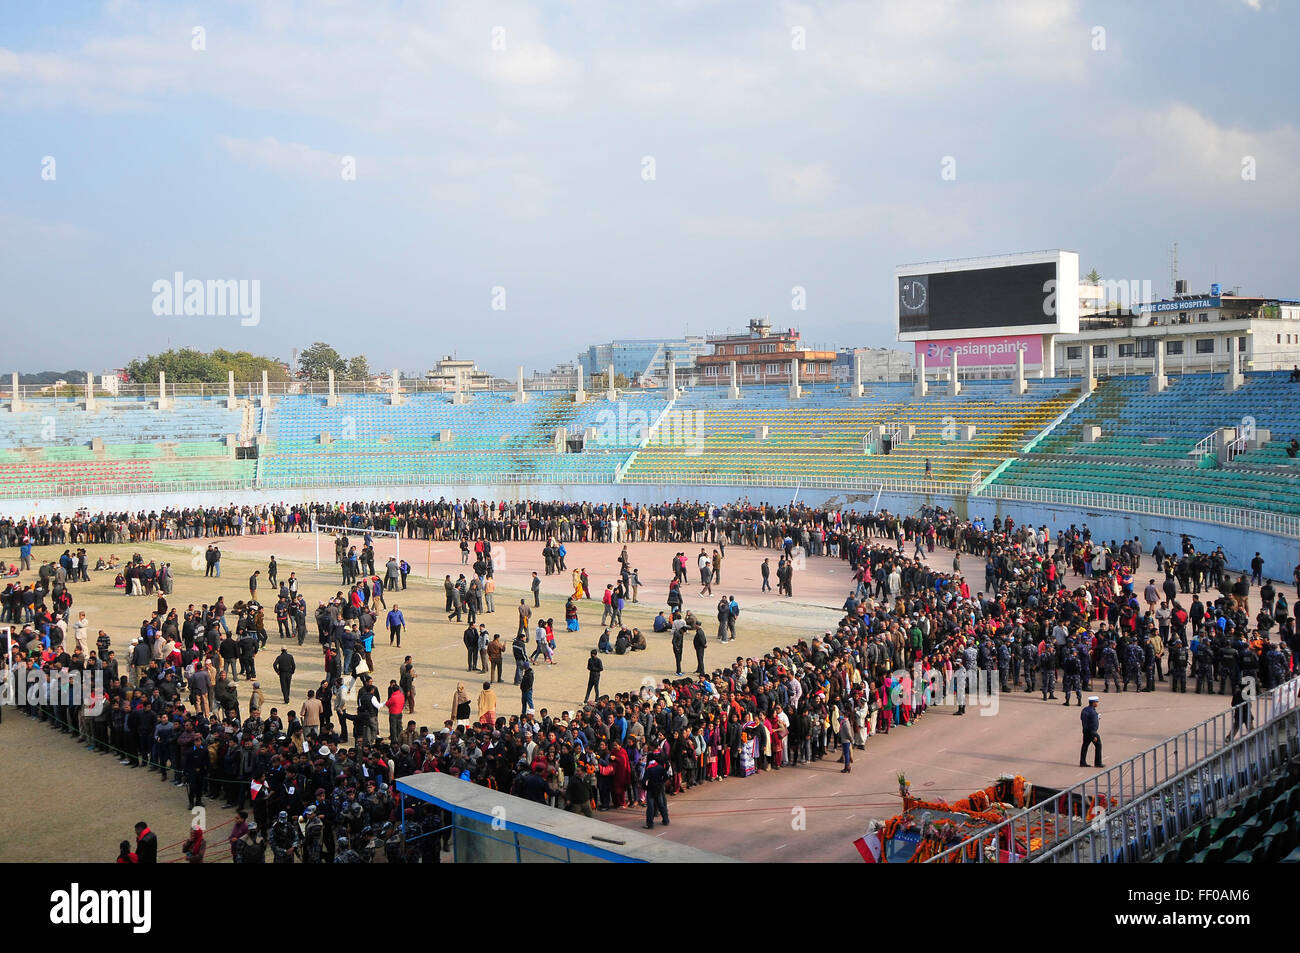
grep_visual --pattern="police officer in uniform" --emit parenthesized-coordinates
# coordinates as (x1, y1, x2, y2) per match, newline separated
(1062, 640, 1082, 706)
(1194, 638, 1215, 694)
(1238, 637, 1259, 687)
(980, 639, 998, 697)
(1121, 638, 1142, 692)
(1167, 638, 1188, 693)
(301, 806, 324, 863)
(269, 810, 300, 863)
(1039, 643, 1057, 700)
(1077, 637, 1092, 692)
(1021, 639, 1037, 693)
(1079, 696, 1103, 768)
(1217, 637, 1239, 696)
(1100, 639, 1121, 693)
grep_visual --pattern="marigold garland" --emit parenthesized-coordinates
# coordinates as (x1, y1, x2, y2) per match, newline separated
(879, 776, 1035, 863)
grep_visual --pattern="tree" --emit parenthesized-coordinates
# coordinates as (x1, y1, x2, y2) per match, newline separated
(297, 342, 370, 380)
(1085, 268, 1102, 284)
(209, 349, 291, 383)
(298, 342, 347, 380)
(126, 348, 289, 384)
(345, 354, 372, 381)
(127, 348, 223, 383)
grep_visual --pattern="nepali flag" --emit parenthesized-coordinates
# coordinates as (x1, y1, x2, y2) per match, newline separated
(853, 830, 883, 863)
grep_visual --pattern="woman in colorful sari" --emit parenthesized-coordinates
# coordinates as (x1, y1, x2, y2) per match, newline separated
(716, 713, 732, 777)
(706, 715, 721, 780)
(611, 740, 631, 808)
(876, 676, 893, 734)
(759, 712, 774, 769)
(852, 693, 870, 748)
(773, 705, 790, 766)
(571, 568, 583, 602)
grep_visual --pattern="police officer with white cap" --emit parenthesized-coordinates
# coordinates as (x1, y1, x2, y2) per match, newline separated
(1080, 696, 1102, 768)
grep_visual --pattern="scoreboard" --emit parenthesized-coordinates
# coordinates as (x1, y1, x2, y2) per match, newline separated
(896, 250, 1079, 341)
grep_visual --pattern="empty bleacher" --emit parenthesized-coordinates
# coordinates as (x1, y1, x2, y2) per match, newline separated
(1, 373, 1297, 517)
(0, 396, 253, 496)
(1157, 760, 1300, 864)
(993, 372, 1300, 515)
(257, 391, 651, 486)
(620, 380, 1079, 485)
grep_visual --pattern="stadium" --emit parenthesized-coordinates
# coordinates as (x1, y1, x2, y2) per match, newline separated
(3, 9, 1298, 923)
(3, 250, 1299, 870)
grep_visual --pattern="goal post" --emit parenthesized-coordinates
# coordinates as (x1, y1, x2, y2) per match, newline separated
(311, 521, 402, 571)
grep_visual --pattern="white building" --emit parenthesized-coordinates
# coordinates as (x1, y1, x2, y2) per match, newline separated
(425, 356, 497, 391)
(1055, 287, 1300, 377)
(832, 347, 914, 383)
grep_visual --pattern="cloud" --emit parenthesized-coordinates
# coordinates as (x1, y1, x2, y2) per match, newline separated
(1112, 103, 1300, 202)
(483, 39, 577, 86)
(793, 0, 1088, 93)
(0, 214, 90, 243)
(776, 163, 833, 200)
(219, 136, 351, 180)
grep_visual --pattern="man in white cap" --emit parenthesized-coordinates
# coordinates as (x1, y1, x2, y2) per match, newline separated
(1080, 696, 1102, 768)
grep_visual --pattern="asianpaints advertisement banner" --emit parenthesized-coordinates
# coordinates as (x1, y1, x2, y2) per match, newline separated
(915, 334, 1044, 368)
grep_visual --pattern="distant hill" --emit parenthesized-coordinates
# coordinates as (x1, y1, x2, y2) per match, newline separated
(18, 371, 95, 385)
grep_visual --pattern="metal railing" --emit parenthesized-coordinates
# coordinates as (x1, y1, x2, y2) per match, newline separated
(926, 678, 1300, 863)
(0, 471, 622, 502)
(1191, 431, 1217, 459)
(973, 481, 1300, 539)
(1224, 433, 1249, 463)
(1019, 387, 1093, 454)
(617, 472, 972, 497)
(1036, 679, 1300, 863)
(4, 379, 670, 401)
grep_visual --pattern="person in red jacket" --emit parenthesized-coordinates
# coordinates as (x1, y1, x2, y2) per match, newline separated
(384, 682, 406, 741)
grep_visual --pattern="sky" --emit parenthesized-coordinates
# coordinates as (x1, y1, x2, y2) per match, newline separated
(1, 0, 1296, 379)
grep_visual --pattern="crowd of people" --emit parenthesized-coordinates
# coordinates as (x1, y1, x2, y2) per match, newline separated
(4, 495, 1299, 859)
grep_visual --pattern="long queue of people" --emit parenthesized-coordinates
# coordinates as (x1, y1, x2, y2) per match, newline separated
(3, 498, 986, 554)
(7, 499, 1299, 860)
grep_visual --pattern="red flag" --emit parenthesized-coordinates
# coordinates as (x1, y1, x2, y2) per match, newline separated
(853, 831, 883, 863)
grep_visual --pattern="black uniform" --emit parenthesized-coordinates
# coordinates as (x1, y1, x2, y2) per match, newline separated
(1217, 642, 1239, 696)
(273, 649, 295, 704)
(1194, 641, 1215, 694)
(1167, 640, 1188, 692)
(1062, 651, 1082, 706)
(1080, 703, 1102, 768)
